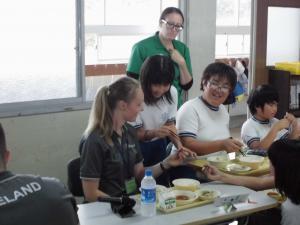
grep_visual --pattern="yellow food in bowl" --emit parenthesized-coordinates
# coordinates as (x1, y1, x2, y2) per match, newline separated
(238, 155, 264, 169)
(172, 178, 200, 192)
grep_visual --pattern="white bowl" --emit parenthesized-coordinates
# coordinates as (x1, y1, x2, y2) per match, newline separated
(238, 155, 264, 169)
(207, 155, 230, 168)
(197, 189, 221, 201)
(170, 190, 198, 206)
(172, 178, 200, 191)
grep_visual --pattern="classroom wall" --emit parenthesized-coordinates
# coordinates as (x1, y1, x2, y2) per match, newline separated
(1, 110, 89, 184)
(187, 0, 216, 99)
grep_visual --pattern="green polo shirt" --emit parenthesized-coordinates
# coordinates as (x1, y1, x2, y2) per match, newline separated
(127, 33, 193, 107)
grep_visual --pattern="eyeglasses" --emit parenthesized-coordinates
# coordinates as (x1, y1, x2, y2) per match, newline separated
(208, 80, 231, 93)
(161, 19, 184, 32)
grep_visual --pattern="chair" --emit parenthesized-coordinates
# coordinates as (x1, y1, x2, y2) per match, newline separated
(67, 157, 84, 197)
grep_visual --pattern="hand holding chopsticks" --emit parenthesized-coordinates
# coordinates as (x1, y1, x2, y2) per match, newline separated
(224, 137, 244, 153)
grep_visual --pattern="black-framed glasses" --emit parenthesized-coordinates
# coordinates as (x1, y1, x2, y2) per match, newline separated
(161, 19, 184, 32)
(208, 80, 230, 93)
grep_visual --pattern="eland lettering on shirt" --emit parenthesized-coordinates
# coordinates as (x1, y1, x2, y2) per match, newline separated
(0, 181, 41, 206)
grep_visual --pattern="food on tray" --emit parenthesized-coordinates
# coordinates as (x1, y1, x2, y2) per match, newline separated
(207, 155, 229, 168)
(197, 189, 220, 201)
(176, 195, 190, 201)
(170, 190, 198, 206)
(172, 178, 200, 191)
(226, 163, 251, 172)
(238, 155, 264, 169)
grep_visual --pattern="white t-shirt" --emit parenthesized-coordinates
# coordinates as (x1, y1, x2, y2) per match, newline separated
(130, 86, 177, 141)
(241, 116, 289, 148)
(281, 198, 300, 225)
(176, 97, 230, 141)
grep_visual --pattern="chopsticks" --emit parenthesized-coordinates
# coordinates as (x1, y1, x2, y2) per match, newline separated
(169, 129, 179, 138)
(229, 137, 246, 156)
(239, 149, 246, 156)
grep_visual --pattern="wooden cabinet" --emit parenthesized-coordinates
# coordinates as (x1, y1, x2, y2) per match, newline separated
(269, 69, 300, 119)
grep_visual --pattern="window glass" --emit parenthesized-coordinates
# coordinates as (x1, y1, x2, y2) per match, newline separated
(239, 0, 251, 25)
(98, 35, 149, 63)
(215, 35, 228, 57)
(243, 35, 250, 54)
(227, 35, 243, 55)
(85, 33, 99, 65)
(85, 35, 148, 65)
(216, 0, 238, 26)
(0, 0, 77, 104)
(105, 0, 160, 25)
(85, 0, 105, 25)
(215, 0, 251, 58)
(86, 75, 124, 101)
(161, 0, 178, 10)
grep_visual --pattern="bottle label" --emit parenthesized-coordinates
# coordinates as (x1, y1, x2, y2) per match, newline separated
(141, 188, 156, 203)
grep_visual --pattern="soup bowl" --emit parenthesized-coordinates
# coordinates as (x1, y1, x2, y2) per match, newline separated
(172, 178, 200, 192)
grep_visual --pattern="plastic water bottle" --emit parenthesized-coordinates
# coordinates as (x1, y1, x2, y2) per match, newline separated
(140, 169, 156, 217)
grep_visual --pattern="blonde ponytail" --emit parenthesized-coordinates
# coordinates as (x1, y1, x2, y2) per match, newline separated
(83, 77, 140, 143)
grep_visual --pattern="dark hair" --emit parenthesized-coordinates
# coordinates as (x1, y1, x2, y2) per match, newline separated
(159, 7, 184, 23)
(268, 139, 300, 204)
(247, 84, 279, 115)
(140, 55, 175, 105)
(200, 62, 237, 104)
(0, 123, 7, 165)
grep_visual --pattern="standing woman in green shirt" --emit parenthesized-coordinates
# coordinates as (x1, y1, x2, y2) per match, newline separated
(126, 7, 193, 107)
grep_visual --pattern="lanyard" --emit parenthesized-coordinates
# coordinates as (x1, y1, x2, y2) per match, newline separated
(112, 129, 131, 177)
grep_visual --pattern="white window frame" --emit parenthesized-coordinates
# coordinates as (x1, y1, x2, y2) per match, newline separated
(85, 25, 154, 64)
(85, 0, 181, 65)
(215, 0, 251, 58)
(0, 0, 87, 118)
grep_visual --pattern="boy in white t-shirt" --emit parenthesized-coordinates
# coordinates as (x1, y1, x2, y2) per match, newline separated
(175, 62, 243, 156)
(241, 84, 299, 152)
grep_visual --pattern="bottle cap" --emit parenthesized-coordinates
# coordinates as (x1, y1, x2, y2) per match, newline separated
(145, 168, 152, 176)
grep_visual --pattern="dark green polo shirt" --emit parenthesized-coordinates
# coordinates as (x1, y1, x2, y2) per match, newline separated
(126, 33, 193, 107)
(80, 124, 143, 197)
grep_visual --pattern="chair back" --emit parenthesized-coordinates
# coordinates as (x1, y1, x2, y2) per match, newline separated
(67, 157, 84, 197)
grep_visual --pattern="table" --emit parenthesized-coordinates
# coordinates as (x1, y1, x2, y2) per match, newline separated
(78, 183, 278, 225)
